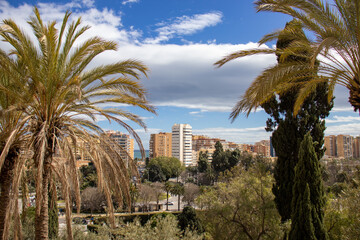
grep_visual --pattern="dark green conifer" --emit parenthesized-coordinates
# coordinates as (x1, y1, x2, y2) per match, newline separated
(289, 184, 316, 240)
(198, 151, 209, 173)
(290, 133, 328, 240)
(264, 20, 333, 222)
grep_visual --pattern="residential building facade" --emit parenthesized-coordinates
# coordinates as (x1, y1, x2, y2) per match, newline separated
(149, 132, 172, 159)
(324, 134, 354, 158)
(172, 124, 192, 167)
(105, 130, 134, 166)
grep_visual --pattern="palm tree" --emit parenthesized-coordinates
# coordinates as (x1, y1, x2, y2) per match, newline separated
(0, 51, 31, 239)
(0, 7, 155, 240)
(216, 0, 360, 117)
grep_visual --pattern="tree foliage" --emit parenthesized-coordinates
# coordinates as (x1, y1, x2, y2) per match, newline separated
(257, 21, 332, 222)
(182, 183, 200, 206)
(211, 142, 240, 175)
(197, 166, 282, 240)
(0, 7, 155, 239)
(178, 206, 204, 234)
(122, 215, 204, 240)
(81, 187, 106, 214)
(215, 0, 360, 116)
(197, 151, 209, 173)
(290, 133, 328, 240)
(145, 157, 184, 182)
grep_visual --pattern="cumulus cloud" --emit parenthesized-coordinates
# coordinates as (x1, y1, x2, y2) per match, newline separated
(145, 12, 223, 44)
(90, 42, 275, 113)
(0, 0, 356, 150)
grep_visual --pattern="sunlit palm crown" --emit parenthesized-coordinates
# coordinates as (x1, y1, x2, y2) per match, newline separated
(216, 0, 360, 119)
(0, 7, 155, 236)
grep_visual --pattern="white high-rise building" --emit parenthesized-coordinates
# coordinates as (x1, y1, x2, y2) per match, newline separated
(172, 124, 192, 167)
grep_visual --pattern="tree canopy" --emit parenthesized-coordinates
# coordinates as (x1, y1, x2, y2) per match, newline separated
(145, 157, 184, 182)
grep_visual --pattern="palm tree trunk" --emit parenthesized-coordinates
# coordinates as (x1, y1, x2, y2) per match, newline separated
(35, 162, 51, 240)
(178, 194, 180, 211)
(0, 158, 15, 240)
(166, 190, 169, 211)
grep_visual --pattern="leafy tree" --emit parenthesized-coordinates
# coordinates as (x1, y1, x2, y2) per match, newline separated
(178, 206, 204, 234)
(182, 183, 200, 206)
(197, 166, 282, 240)
(147, 163, 166, 182)
(81, 187, 106, 214)
(79, 164, 97, 190)
(0, 7, 155, 239)
(340, 187, 360, 239)
(211, 142, 240, 175)
(138, 184, 154, 212)
(122, 215, 204, 240)
(150, 182, 164, 211)
(197, 151, 209, 173)
(290, 133, 328, 240)
(145, 157, 184, 182)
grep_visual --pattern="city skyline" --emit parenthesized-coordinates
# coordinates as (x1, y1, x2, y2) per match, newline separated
(2, 0, 360, 150)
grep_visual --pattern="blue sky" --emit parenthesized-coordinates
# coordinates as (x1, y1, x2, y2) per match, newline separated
(1, 0, 359, 149)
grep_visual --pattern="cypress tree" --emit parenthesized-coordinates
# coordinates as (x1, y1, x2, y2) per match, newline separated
(198, 151, 209, 173)
(263, 20, 333, 222)
(289, 184, 316, 240)
(290, 132, 328, 240)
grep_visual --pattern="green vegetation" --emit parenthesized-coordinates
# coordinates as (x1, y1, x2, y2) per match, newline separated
(0, 7, 154, 239)
(211, 141, 240, 175)
(197, 151, 209, 173)
(144, 156, 185, 182)
(197, 165, 282, 240)
(290, 133, 328, 240)
(261, 20, 332, 222)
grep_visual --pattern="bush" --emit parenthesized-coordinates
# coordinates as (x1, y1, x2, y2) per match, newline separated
(178, 206, 204, 234)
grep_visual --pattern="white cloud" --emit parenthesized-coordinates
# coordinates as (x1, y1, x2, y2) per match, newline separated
(325, 123, 360, 136)
(122, 0, 140, 5)
(193, 126, 271, 144)
(326, 115, 360, 124)
(0, 0, 355, 125)
(145, 12, 223, 44)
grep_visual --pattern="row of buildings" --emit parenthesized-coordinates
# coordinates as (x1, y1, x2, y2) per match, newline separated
(76, 127, 360, 170)
(324, 135, 360, 159)
(75, 130, 134, 168)
(149, 124, 273, 167)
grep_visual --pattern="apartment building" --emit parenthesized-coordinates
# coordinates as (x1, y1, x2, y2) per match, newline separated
(324, 135, 353, 158)
(104, 130, 134, 166)
(353, 136, 360, 158)
(172, 124, 192, 167)
(254, 140, 271, 157)
(149, 132, 172, 159)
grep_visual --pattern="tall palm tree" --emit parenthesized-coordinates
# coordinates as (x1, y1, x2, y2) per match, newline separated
(0, 7, 155, 240)
(216, 0, 360, 118)
(0, 51, 31, 239)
